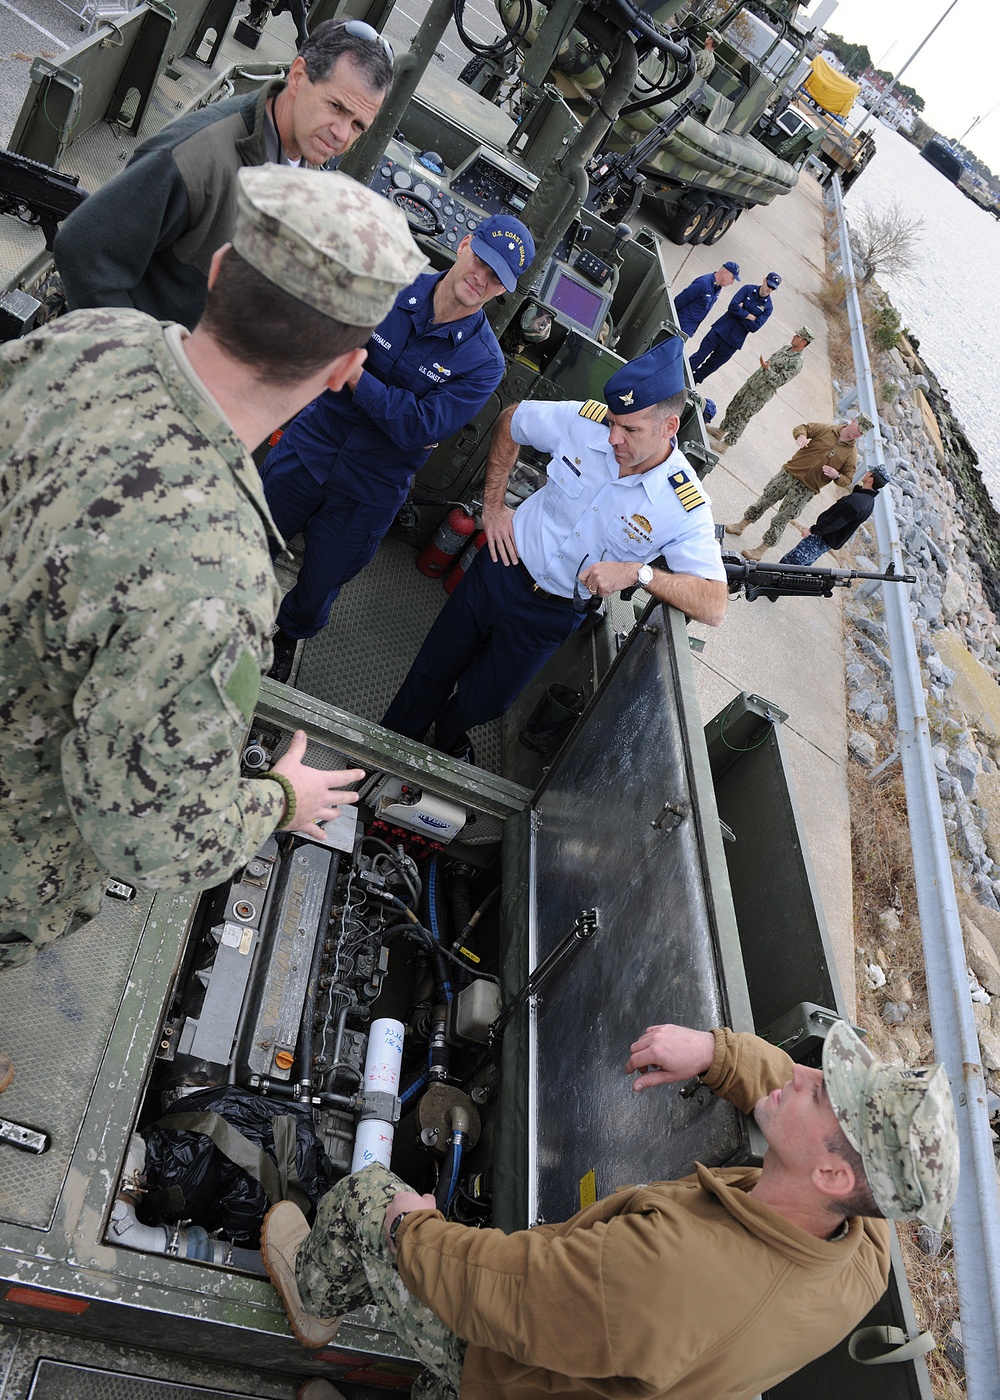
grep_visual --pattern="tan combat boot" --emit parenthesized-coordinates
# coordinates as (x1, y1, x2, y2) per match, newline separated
(261, 1202, 341, 1349)
(706, 424, 725, 441)
(725, 518, 749, 535)
(741, 545, 769, 561)
(299, 1382, 348, 1400)
(0, 1053, 12, 1094)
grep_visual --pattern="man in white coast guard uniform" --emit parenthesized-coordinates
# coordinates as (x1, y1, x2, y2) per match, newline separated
(381, 336, 728, 757)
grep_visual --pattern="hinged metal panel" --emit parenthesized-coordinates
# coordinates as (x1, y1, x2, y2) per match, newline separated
(526, 605, 753, 1225)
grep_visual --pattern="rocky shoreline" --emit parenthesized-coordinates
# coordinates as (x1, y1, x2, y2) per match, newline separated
(830, 299, 1000, 1082)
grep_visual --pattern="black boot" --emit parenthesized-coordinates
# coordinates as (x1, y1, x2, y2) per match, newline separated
(447, 732, 476, 765)
(268, 627, 299, 684)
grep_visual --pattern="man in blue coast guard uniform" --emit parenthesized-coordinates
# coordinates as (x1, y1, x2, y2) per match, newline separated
(689, 271, 780, 384)
(261, 215, 534, 682)
(380, 337, 728, 758)
(673, 260, 740, 338)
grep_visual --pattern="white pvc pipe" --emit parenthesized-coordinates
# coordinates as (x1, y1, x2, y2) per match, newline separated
(351, 1017, 404, 1172)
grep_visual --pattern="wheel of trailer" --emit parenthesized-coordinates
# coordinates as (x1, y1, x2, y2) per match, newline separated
(665, 200, 711, 245)
(705, 206, 737, 244)
(459, 55, 486, 85)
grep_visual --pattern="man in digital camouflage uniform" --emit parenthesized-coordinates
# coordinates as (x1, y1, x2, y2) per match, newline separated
(707, 326, 813, 450)
(726, 413, 874, 559)
(261, 1019, 958, 1400)
(0, 166, 425, 982)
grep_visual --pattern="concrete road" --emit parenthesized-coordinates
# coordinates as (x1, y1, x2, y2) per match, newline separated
(657, 175, 857, 1014)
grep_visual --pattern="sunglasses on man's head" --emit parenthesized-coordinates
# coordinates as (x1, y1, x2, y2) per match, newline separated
(342, 18, 394, 64)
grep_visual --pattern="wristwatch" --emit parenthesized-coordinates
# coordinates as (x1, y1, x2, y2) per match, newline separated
(636, 563, 655, 588)
(388, 1211, 409, 1249)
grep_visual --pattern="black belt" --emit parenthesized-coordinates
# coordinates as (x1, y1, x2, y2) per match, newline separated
(515, 560, 575, 607)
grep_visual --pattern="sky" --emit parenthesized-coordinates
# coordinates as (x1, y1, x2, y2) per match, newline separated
(802, 0, 1000, 172)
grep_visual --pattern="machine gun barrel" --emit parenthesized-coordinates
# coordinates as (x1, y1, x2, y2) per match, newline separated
(722, 553, 916, 602)
(0, 148, 85, 250)
(587, 88, 703, 199)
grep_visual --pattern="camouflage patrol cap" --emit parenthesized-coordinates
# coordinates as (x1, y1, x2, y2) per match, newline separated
(233, 166, 427, 326)
(822, 1020, 959, 1231)
(856, 412, 875, 433)
(795, 326, 815, 343)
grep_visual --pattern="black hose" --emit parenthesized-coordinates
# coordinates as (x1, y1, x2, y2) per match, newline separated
(607, 0, 688, 62)
(459, 885, 500, 944)
(453, 0, 530, 59)
(360, 835, 421, 905)
(380, 900, 501, 984)
(451, 863, 472, 941)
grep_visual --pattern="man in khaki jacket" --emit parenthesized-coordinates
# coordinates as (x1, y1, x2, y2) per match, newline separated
(261, 1020, 957, 1400)
(726, 413, 873, 559)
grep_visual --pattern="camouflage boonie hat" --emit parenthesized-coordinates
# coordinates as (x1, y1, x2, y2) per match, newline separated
(795, 326, 815, 343)
(823, 1021, 959, 1231)
(233, 166, 427, 326)
(856, 411, 875, 433)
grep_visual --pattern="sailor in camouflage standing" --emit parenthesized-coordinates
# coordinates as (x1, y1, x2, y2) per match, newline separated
(707, 326, 813, 451)
(0, 166, 425, 976)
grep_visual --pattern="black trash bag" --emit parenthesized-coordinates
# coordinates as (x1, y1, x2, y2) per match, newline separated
(141, 1085, 333, 1246)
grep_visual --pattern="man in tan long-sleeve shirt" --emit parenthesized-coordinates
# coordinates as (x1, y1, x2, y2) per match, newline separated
(261, 1019, 956, 1400)
(726, 413, 873, 558)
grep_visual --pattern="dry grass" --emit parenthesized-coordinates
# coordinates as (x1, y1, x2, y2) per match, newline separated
(848, 763, 918, 951)
(847, 759, 966, 1396)
(897, 1223, 965, 1399)
(809, 267, 855, 381)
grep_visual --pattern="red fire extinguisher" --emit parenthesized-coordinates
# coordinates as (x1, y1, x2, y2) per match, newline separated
(444, 530, 487, 593)
(416, 504, 477, 578)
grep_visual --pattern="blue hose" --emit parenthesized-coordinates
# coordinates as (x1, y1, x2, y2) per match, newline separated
(436, 1130, 464, 1213)
(400, 1070, 429, 1106)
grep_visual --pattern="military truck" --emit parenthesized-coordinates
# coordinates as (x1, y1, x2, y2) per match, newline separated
(756, 56, 876, 194)
(461, 0, 823, 245)
(0, 2, 940, 1397)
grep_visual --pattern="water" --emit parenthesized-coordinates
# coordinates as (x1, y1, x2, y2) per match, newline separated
(845, 119, 1000, 507)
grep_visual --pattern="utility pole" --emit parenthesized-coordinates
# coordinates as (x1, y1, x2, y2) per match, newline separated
(853, 0, 961, 135)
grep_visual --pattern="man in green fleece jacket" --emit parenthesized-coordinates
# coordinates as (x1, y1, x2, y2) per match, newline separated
(261, 1020, 958, 1400)
(53, 20, 392, 330)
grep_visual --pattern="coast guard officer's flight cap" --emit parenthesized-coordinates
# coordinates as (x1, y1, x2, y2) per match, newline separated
(470, 216, 535, 293)
(604, 336, 686, 414)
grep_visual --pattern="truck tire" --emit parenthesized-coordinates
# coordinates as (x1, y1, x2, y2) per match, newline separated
(705, 206, 737, 244)
(694, 203, 726, 244)
(665, 201, 711, 244)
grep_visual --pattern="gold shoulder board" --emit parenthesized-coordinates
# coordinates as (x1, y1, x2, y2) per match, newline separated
(578, 399, 608, 423)
(670, 469, 707, 513)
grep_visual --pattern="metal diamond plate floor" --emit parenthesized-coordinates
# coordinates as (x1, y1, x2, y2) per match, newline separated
(287, 536, 505, 776)
(27, 1359, 272, 1399)
(0, 891, 151, 1228)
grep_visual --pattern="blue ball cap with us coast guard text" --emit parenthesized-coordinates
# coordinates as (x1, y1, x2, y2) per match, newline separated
(604, 336, 686, 414)
(766, 271, 781, 288)
(470, 216, 535, 292)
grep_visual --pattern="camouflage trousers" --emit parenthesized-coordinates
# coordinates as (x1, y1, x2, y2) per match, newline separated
(719, 380, 775, 444)
(744, 470, 815, 549)
(297, 1163, 466, 1400)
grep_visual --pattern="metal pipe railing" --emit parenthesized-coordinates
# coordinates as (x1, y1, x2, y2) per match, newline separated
(829, 173, 1000, 1400)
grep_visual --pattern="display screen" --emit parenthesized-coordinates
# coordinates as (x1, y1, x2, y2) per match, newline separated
(547, 272, 605, 335)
